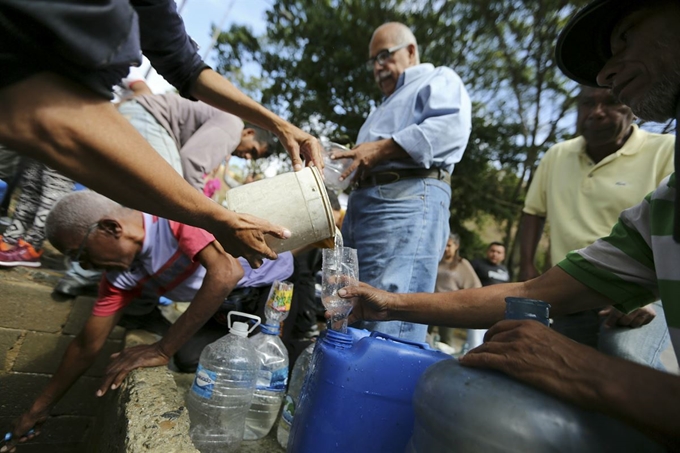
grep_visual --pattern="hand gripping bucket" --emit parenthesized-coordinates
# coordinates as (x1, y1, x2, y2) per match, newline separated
(222, 167, 336, 253)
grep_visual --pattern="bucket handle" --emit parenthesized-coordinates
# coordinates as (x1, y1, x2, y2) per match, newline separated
(369, 331, 434, 350)
(227, 311, 261, 334)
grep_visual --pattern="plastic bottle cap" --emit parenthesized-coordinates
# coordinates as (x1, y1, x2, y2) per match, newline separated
(231, 321, 250, 338)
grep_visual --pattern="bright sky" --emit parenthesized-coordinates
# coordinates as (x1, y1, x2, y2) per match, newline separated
(144, 0, 270, 93)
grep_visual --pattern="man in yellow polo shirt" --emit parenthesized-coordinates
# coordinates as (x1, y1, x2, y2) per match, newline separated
(519, 86, 673, 369)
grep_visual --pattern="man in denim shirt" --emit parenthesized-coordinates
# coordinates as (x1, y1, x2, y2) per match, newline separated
(334, 22, 472, 341)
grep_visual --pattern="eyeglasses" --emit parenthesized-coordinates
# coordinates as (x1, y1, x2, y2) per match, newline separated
(365, 43, 409, 70)
(69, 222, 98, 266)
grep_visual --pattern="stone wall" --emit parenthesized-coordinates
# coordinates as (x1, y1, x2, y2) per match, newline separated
(87, 330, 199, 453)
(0, 268, 124, 453)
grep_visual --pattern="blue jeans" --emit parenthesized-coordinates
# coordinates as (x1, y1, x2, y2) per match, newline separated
(118, 100, 184, 175)
(598, 301, 669, 370)
(552, 301, 669, 370)
(342, 177, 451, 342)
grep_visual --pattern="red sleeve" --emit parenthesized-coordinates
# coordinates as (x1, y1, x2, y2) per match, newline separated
(92, 276, 141, 317)
(168, 221, 215, 261)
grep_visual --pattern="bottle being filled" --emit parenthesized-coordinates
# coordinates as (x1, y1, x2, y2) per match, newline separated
(187, 312, 261, 453)
(243, 281, 294, 440)
(276, 342, 315, 449)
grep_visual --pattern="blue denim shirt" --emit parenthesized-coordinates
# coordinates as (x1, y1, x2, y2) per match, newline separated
(357, 63, 472, 174)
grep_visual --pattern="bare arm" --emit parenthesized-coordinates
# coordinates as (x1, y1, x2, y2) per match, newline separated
(461, 320, 680, 450)
(518, 213, 546, 281)
(5, 314, 120, 451)
(342, 266, 613, 328)
(190, 69, 323, 171)
(97, 242, 243, 395)
(0, 73, 288, 268)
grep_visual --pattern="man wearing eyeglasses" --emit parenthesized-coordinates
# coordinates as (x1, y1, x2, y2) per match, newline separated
(332, 22, 472, 342)
(3, 190, 294, 448)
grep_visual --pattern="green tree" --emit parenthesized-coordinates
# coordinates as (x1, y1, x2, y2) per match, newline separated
(213, 0, 591, 275)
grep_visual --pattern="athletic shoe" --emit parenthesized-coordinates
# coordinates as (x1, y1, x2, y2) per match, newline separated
(0, 237, 15, 252)
(0, 242, 42, 267)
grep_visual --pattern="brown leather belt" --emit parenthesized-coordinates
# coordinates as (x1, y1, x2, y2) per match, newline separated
(356, 168, 451, 189)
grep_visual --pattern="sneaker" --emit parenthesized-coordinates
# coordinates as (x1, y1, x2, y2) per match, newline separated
(0, 242, 42, 267)
(0, 237, 15, 252)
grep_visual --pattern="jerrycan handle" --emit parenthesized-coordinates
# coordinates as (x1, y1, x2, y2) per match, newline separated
(369, 331, 434, 350)
(228, 311, 261, 334)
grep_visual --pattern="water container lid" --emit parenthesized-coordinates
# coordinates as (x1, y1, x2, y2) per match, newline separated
(231, 321, 250, 337)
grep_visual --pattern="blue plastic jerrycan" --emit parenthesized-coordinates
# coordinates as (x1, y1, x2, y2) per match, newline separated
(288, 327, 449, 453)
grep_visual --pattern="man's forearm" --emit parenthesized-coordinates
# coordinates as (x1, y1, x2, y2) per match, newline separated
(591, 357, 680, 449)
(30, 335, 103, 415)
(156, 271, 237, 358)
(0, 73, 232, 235)
(519, 213, 546, 270)
(387, 267, 612, 327)
(191, 69, 286, 136)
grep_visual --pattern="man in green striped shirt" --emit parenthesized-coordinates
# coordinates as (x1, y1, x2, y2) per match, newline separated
(337, 0, 680, 449)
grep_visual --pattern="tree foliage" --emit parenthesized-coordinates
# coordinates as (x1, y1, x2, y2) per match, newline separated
(214, 0, 591, 268)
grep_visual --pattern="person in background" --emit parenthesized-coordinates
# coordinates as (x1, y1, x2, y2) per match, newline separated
(338, 1, 680, 449)
(336, 22, 472, 342)
(471, 242, 509, 287)
(0, 145, 22, 223)
(117, 79, 276, 191)
(0, 159, 74, 267)
(429, 233, 482, 352)
(465, 242, 510, 350)
(0, 0, 323, 269)
(519, 86, 672, 368)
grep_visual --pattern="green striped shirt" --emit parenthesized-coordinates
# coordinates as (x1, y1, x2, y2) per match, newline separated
(558, 173, 679, 362)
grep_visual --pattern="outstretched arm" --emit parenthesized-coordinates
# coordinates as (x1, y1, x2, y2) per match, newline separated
(3, 313, 120, 452)
(97, 242, 243, 395)
(341, 266, 613, 328)
(191, 69, 323, 172)
(0, 73, 288, 268)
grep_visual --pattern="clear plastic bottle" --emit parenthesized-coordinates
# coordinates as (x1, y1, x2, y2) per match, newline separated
(244, 281, 293, 440)
(187, 312, 261, 453)
(276, 342, 315, 449)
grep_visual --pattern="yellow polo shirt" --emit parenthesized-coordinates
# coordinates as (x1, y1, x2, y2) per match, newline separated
(523, 124, 674, 265)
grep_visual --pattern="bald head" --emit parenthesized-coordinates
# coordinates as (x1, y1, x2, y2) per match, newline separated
(370, 23, 419, 63)
(369, 22, 420, 96)
(46, 191, 122, 252)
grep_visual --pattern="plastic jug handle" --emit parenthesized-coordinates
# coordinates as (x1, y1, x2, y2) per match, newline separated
(369, 331, 434, 350)
(228, 311, 261, 334)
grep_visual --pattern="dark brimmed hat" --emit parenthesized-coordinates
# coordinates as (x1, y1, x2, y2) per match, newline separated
(555, 0, 645, 86)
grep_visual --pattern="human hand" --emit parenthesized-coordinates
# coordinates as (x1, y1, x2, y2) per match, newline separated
(333, 139, 393, 182)
(96, 344, 170, 397)
(1, 410, 46, 452)
(337, 282, 397, 325)
(277, 124, 324, 171)
(599, 305, 656, 328)
(215, 212, 291, 269)
(518, 264, 540, 282)
(459, 320, 604, 406)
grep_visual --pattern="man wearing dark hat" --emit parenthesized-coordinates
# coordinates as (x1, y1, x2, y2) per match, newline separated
(332, 1, 680, 449)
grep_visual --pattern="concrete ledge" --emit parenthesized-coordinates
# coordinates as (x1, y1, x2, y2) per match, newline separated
(87, 331, 199, 453)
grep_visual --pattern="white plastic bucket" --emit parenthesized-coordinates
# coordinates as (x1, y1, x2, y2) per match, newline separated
(222, 167, 335, 253)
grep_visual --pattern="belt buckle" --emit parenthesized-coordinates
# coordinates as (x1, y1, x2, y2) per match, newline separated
(382, 171, 401, 185)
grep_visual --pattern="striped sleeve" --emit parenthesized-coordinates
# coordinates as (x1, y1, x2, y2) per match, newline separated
(558, 192, 660, 313)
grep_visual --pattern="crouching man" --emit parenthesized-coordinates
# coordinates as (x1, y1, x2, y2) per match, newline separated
(5, 190, 247, 450)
